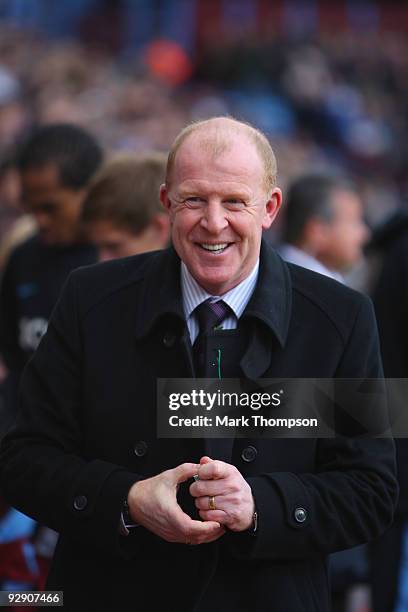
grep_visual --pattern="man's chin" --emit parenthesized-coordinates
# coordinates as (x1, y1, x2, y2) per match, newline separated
(193, 269, 235, 296)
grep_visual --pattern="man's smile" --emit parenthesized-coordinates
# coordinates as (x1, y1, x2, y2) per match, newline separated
(197, 242, 232, 254)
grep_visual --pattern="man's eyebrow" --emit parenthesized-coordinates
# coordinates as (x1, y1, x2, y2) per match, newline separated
(176, 185, 251, 198)
(175, 189, 198, 198)
(222, 190, 250, 199)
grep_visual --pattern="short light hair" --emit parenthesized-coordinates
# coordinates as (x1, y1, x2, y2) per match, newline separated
(82, 152, 167, 234)
(166, 117, 277, 194)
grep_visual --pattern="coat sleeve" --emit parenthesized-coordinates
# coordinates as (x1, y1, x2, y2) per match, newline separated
(0, 271, 140, 558)
(226, 296, 398, 561)
(0, 251, 23, 371)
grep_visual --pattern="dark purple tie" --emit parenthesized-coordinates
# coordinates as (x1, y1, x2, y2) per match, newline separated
(194, 299, 230, 337)
(193, 299, 230, 375)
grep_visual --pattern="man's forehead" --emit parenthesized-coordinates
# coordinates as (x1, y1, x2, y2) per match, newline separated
(173, 130, 262, 179)
(22, 163, 63, 195)
(179, 124, 252, 154)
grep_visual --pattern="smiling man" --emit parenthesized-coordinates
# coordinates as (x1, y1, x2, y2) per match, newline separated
(160, 119, 281, 295)
(0, 117, 397, 611)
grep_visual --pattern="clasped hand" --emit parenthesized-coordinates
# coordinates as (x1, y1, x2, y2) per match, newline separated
(127, 456, 254, 545)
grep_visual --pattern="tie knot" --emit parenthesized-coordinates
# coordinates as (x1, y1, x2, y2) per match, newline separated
(194, 299, 230, 337)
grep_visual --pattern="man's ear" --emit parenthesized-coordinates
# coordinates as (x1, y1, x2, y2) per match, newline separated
(160, 184, 171, 212)
(262, 187, 282, 230)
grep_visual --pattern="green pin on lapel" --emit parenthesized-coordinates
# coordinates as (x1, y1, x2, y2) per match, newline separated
(217, 349, 222, 379)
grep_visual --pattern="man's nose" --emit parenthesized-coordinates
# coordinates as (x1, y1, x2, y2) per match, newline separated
(200, 201, 228, 234)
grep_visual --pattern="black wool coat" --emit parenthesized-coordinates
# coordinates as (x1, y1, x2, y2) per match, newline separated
(0, 241, 397, 612)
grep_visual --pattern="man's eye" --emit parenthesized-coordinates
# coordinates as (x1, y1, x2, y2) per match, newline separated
(225, 199, 245, 209)
(185, 197, 204, 206)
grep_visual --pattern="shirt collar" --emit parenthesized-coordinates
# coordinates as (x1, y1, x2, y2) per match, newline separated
(279, 244, 344, 283)
(134, 241, 292, 349)
(181, 260, 260, 320)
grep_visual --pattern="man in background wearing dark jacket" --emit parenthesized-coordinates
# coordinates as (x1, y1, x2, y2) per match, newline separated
(0, 122, 103, 594)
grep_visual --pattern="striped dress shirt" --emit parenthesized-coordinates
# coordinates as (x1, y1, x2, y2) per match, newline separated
(180, 260, 260, 344)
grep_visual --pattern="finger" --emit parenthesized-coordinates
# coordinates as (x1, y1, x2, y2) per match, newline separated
(193, 526, 226, 545)
(184, 518, 224, 538)
(143, 500, 220, 543)
(197, 460, 230, 481)
(199, 456, 213, 465)
(194, 494, 228, 510)
(172, 462, 201, 485)
(172, 503, 222, 537)
(198, 509, 229, 524)
(189, 479, 228, 498)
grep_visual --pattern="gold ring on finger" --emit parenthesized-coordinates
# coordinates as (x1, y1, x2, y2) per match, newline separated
(208, 495, 217, 511)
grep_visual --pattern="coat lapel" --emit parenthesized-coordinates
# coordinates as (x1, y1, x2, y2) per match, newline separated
(134, 248, 185, 337)
(240, 240, 292, 379)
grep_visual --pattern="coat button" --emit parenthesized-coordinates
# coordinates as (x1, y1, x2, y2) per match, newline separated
(134, 440, 148, 457)
(163, 332, 176, 348)
(294, 507, 307, 523)
(73, 495, 88, 511)
(241, 445, 257, 463)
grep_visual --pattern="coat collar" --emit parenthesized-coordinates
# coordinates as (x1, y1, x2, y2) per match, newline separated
(238, 240, 292, 379)
(134, 246, 185, 340)
(242, 239, 292, 348)
(134, 239, 292, 357)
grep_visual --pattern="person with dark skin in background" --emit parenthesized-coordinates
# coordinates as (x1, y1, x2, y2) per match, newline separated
(0, 123, 103, 377)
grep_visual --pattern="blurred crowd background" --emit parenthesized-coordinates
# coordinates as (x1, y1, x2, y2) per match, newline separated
(0, 0, 408, 241)
(0, 1, 408, 611)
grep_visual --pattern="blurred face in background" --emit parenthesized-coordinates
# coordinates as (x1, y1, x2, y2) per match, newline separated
(317, 189, 369, 271)
(21, 163, 86, 245)
(87, 216, 169, 262)
(0, 166, 20, 212)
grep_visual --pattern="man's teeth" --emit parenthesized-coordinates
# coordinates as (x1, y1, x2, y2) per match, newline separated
(201, 243, 228, 252)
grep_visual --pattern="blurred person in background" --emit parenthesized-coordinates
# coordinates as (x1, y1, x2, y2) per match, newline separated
(0, 122, 103, 598)
(0, 149, 35, 463)
(0, 123, 102, 382)
(278, 173, 371, 611)
(368, 210, 408, 612)
(0, 150, 29, 246)
(82, 152, 170, 262)
(278, 174, 369, 283)
(0, 150, 35, 415)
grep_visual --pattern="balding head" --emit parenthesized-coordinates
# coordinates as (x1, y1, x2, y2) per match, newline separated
(166, 117, 277, 195)
(160, 116, 282, 296)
